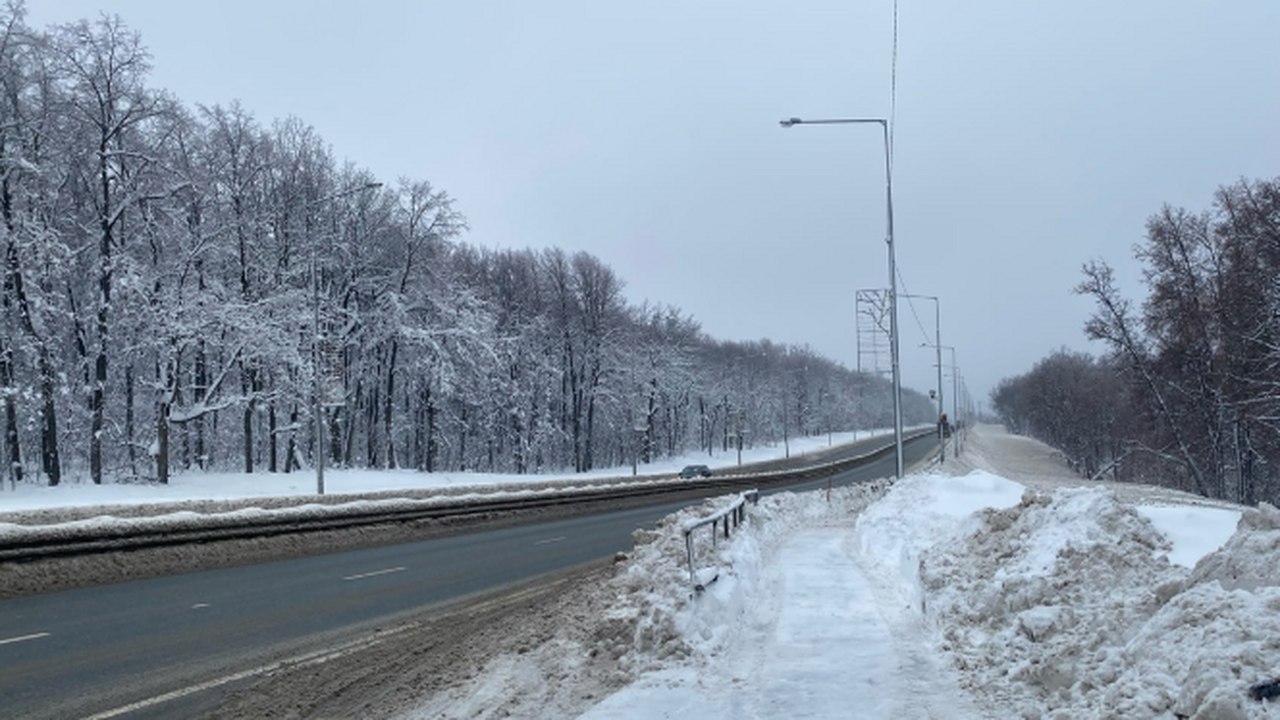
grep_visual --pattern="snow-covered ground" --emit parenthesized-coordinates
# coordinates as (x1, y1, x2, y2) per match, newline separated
(0, 429, 892, 515)
(405, 425, 1280, 719)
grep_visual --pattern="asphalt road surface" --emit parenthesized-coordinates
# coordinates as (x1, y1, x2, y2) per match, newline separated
(0, 431, 939, 720)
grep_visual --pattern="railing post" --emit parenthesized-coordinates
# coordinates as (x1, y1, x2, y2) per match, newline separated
(685, 531, 695, 584)
(684, 489, 762, 590)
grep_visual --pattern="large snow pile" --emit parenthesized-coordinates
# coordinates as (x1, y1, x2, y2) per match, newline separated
(914, 487, 1280, 719)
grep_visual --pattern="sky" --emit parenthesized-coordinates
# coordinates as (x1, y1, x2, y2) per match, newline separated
(24, 0, 1280, 407)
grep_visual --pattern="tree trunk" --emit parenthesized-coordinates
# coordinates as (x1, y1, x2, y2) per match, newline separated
(242, 363, 255, 473)
(156, 398, 170, 484)
(6, 198, 58, 484)
(330, 406, 344, 469)
(37, 348, 60, 486)
(384, 340, 398, 469)
(268, 400, 278, 473)
(0, 124, 20, 485)
(156, 356, 175, 485)
(584, 386, 596, 471)
(125, 363, 137, 479)
(0, 342, 21, 485)
(91, 138, 113, 486)
(424, 382, 437, 473)
(364, 376, 378, 467)
(285, 404, 299, 473)
(194, 341, 207, 470)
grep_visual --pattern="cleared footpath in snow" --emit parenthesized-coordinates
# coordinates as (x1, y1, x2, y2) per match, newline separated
(579, 526, 973, 719)
(574, 470, 996, 720)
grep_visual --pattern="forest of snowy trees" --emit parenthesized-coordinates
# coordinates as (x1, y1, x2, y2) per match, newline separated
(0, 8, 932, 487)
(992, 177, 1280, 506)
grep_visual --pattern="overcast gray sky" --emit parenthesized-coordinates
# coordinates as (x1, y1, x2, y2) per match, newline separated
(27, 0, 1280, 407)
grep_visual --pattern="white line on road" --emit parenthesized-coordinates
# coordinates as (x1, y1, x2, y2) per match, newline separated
(192, 603, 211, 609)
(343, 566, 407, 581)
(76, 636, 381, 720)
(78, 572, 579, 720)
(534, 536, 567, 545)
(0, 632, 50, 646)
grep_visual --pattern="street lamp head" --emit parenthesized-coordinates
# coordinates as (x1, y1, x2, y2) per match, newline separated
(779, 117, 802, 128)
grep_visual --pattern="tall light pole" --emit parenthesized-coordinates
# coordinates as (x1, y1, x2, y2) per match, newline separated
(941, 345, 958, 441)
(942, 346, 957, 431)
(780, 116, 903, 478)
(310, 181, 382, 495)
(922, 341, 957, 460)
(905, 294, 943, 462)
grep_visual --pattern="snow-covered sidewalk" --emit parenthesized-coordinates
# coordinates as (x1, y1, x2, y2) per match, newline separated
(580, 527, 972, 719)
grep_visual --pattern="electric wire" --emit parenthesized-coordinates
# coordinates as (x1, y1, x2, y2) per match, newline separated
(895, 266, 935, 347)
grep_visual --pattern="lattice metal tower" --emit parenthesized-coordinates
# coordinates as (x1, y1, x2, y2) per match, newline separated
(856, 288, 892, 377)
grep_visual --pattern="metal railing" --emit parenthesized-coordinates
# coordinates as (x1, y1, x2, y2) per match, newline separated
(682, 489, 760, 590)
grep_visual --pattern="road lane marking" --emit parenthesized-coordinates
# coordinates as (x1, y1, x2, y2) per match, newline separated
(78, 627, 397, 720)
(343, 566, 407, 581)
(192, 603, 211, 610)
(534, 536, 567, 545)
(78, 564, 597, 720)
(0, 632, 50, 646)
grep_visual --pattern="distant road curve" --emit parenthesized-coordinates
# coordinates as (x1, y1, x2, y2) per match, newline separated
(0, 431, 938, 720)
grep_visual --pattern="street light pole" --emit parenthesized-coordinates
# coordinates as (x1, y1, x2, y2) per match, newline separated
(942, 346, 957, 431)
(923, 340, 957, 460)
(906, 294, 943, 462)
(313, 244, 324, 494)
(780, 117, 903, 478)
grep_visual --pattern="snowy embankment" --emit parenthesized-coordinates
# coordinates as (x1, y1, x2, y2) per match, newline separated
(407, 426, 1280, 720)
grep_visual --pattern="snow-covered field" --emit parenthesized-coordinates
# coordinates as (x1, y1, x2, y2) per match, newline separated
(405, 425, 1280, 720)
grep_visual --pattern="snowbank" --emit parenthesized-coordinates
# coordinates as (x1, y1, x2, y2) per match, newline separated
(915, 484, 1277, 719)
(853, 470, 1025, 615)
(568, 469, 1276, 719)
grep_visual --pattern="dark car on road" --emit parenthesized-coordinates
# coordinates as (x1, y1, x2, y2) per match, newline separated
(679, 464, 712, 479)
